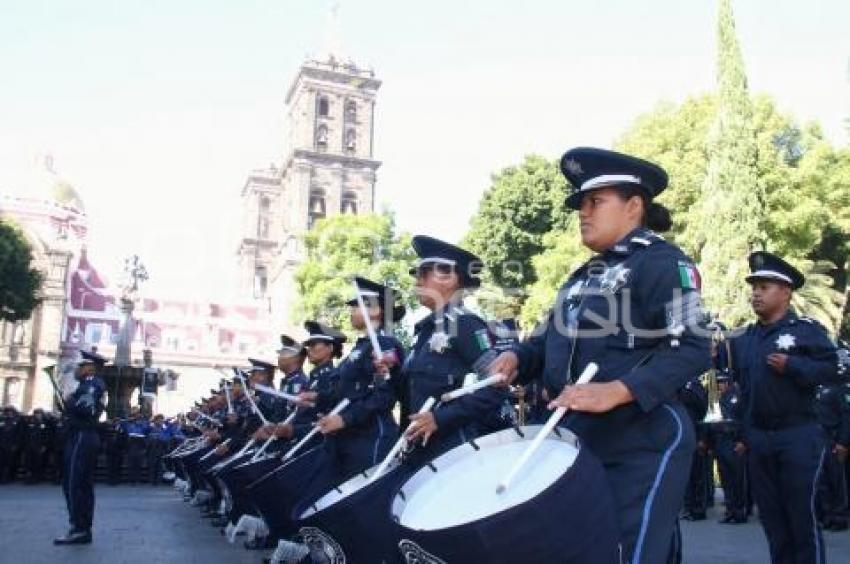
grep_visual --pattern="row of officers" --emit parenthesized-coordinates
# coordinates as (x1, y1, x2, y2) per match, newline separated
(0, 404, 190, 485)
(55, 147, 849, 564)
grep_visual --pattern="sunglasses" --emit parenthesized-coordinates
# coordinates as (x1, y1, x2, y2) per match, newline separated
(409, 263, 456, 278)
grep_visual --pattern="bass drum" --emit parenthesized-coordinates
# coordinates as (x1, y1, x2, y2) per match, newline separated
(245, 447, 325, 541)
(391, 425, 619, 564)
(295, 458, 413, 564)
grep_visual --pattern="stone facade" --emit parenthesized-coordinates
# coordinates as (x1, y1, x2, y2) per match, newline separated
(237, 54, 382, 333)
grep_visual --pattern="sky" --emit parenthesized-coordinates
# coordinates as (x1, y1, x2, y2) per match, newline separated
(1, 0, 848, 299)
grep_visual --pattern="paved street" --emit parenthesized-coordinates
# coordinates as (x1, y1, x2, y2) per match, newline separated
(1, 484, 849, 563)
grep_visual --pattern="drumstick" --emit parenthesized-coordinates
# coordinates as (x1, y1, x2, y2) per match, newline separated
(368, 397, 436, 484)
(440, 374, 506, 402)
(232, 373, 270, 426)
(282, 398, 351, 461)
(352, 280, 384, 360)
(252, 383, 301, 404)
(200, 437, 231, 462)
(250, 409, 298, 462)
(224, 382, 234, 415)
(496, 363, 598, 495)
(194, 411, 223, 428)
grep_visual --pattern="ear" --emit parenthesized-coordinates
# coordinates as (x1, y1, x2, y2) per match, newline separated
(627, 195, 644, 219)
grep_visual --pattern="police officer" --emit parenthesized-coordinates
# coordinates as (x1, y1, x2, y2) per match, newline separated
(23, 408, 53, 483)
(489, 147, 712, 564)
(277, 335, 309, 418)
(313, 277, 406, 481)
(729, 251, 843, 563)
(285, 321, 345, 443)
(103, 416, 126, 485)
(122, 407, 150, 484)
(0, 405, 24, 482)
(711, 371, 748, 524)
(250, 338, 309, 448)
(814, 381, 850, 531)
(680, 377, 710, 521)
(402, 235, 504, 461)
(54, 349, 106, 545)
(146, 414, 171, 485)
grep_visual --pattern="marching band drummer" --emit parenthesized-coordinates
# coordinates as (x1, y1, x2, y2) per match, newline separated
(401, 235, 505, 461)
(250, 336, 309, 448)
(263, 322, 346, 447)
(489, 148, 712, 564)
(310, 277, 406, 480)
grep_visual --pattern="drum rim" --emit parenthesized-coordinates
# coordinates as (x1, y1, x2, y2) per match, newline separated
(391, 424, 581, 532)
(297, 458, 403, 520)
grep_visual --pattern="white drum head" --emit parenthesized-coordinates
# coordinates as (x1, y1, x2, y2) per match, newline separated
(299, 459, 401, 520)
(394, 425, 579, 531)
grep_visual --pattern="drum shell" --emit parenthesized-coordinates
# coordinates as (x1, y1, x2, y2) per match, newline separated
(392, 430, 620, 564)
(295, 463, 416, 564)
(246, 447, 324, 540)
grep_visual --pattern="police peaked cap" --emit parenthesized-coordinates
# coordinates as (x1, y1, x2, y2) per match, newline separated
(560, 147, 668, 210)
(745, 251, 804, 290)
(346, 276, 406, 323)
(409, 235, 484, 289)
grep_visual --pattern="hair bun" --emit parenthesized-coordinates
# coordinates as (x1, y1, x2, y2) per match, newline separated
(646, 202, 672, 232)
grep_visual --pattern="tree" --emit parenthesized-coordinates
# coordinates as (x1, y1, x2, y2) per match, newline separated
(0, 220, 43, 322)
(293, 212, 417, 340)
(686, 0, 766, 326)
(464, 155, 571, 293)
(519, 219, 590, 329)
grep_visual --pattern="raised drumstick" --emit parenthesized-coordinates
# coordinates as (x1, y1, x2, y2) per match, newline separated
(496, 362, 599, 494)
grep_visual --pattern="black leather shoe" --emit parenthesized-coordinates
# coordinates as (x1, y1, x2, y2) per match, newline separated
(54, 530, 92, 545)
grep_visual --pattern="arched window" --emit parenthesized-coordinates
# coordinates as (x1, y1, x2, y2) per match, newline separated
(254, 266, 268, 298)
(345, 129, 356, 152)
(315, 124, 329, 150)
(341, 191, 358, 215)
(317, 95, 329, 117)
(345, 100, 357, 121)
(308, 188, 327, 228)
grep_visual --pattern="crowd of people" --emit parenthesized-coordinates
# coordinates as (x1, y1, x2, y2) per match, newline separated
(41, 147, 849, 563)
(0, 404, 190, 485)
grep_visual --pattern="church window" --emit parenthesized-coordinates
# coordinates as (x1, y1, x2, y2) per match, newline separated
(341, 191, 358, 214)
(316, 124, 329, 150)
(317, 95, 329, 117)
(308, 188, 327, 228)
(345, 129, 356, 153)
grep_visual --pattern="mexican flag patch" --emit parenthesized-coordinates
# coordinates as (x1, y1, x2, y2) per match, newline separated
(474, 329, 492, 352)
(677, 261, 701, 290)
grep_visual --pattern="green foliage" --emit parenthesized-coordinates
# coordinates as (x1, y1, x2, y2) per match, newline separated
(464, 155, 570, 291)
(0, 220, 43, 322)
(293, 212, 417, 342)
(519, 219, 590, 329)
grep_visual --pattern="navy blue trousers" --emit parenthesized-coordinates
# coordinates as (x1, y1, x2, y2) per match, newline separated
(746, 423, 827, 564)
(61, 429, 100, 532)
(586, 403, 695, 564)
(715, 437, 748, 518)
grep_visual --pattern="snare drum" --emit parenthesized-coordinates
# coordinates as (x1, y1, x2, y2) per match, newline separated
(391, 425, 619, 564)
(295, 458, 412, 564)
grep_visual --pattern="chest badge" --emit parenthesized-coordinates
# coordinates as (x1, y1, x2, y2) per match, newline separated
(429, 331, 450, 353)
(599, 263, 630, 294)
(775, 333, 796, 351)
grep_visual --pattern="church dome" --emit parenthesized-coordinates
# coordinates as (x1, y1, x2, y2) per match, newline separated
(20, 155, 86, 213)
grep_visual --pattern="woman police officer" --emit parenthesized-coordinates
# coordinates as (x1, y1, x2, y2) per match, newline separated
(489, 147, 712, 564)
